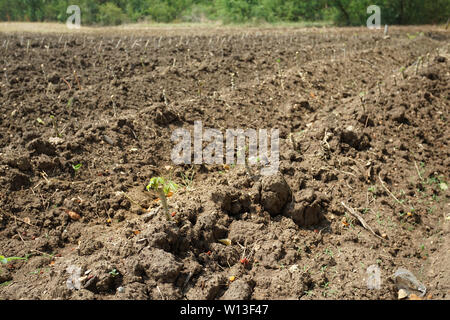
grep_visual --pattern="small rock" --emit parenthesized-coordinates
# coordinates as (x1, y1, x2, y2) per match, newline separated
(398, 289, 408, 300)
(289, 264, 300, 273)
(117, 286, 125, 293)
(394, 268, 426, 297)
(49, 137, 65, 145)
(102, 135, 115, 146)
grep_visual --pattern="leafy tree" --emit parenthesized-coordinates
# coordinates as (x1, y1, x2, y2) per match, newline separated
(0, 0, 447, 25)
(97, 2, 127, 25)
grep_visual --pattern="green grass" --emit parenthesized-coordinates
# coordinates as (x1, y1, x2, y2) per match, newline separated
(0, 255, 29, 264)
(324, 248, 333, 258)
(368, 186, 377, 196)
(109, 269, 119, 277)
(0, 281, 11, 287)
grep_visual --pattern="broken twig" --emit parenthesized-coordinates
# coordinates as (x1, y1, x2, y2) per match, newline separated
(341, 202, 384, 240)
(378, 173, 405, 207)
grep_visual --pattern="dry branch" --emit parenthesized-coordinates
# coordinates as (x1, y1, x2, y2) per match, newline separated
(341, 202, 384, 240)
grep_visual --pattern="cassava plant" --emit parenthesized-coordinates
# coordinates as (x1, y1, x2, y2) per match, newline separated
(146, 177, 178, 220)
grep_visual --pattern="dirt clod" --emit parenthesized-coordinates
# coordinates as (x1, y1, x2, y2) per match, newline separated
(260, 172, 292, 216)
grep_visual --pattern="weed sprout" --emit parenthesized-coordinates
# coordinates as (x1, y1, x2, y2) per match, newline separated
(72, 163, 82, 173)
(146, 177, 178, 220)
(0, 255, 27, 264)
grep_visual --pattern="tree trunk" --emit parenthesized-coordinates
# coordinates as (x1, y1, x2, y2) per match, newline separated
(399, 0, 404, 24)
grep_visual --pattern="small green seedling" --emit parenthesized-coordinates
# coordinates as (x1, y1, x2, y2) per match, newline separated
(49, 115, 62, 137)
(109, 269, 119, 277)
(67, 97, 74, 108)
(399, 66, 406, 78)
(0, 255, 27, 264)
(36, 118, 45, 125)
(180, 167, 195, 191)
(324, 248, 333, 258)
(146, 177, 178, 220)
(72, 163, 82, 172)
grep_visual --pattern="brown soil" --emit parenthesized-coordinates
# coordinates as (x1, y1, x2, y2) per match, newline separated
(0, 25, 449, 300)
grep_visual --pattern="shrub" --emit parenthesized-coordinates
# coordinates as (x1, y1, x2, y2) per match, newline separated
(97, 2, 127, 26)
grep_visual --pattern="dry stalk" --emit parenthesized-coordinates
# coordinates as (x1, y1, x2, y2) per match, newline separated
(0, 209, 40, 229)
(341, 202, 384, 240)
(414, 160, 424, 181)
(378, 173, 405, 208)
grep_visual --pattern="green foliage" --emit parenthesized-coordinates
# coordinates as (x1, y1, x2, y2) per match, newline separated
(98, 2, 127, 25)
(109, 268, 119, 277)
(0, 255, 28, 264)
(0, 0, 447, 25)
(72, 163, 82, 172)
(330, 0, 450, 26)
(146, 176, 178, 220)
(146, 176, 178, 196)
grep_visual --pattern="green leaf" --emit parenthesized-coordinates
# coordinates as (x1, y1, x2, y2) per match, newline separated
(0, 281, 11, 287)
(0, 255, 26, 264)
(147, 177, 165, 191)
(167, 181, 178, 192)
(163, 181, 178, 195)
(6, 257, 26, 262)
(72, 164, 82, 171)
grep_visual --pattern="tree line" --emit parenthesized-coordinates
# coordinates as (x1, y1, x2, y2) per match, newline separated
(0, 0, 448, 26)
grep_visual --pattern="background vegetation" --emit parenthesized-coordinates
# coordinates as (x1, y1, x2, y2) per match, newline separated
(0, 0, 448, 26)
